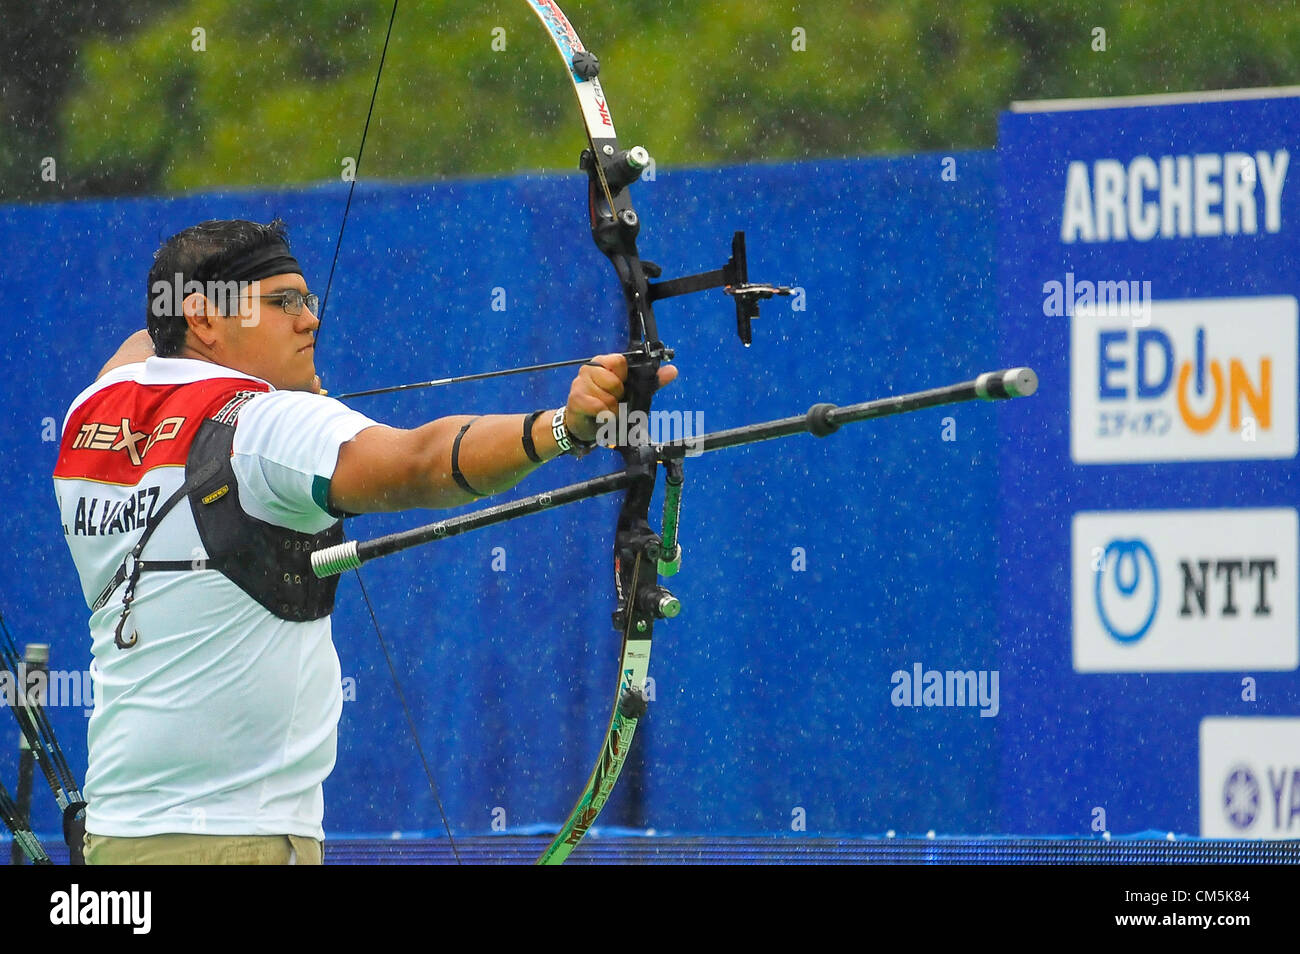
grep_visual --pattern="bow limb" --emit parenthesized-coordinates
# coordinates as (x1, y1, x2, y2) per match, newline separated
(524, 0, 674, 865)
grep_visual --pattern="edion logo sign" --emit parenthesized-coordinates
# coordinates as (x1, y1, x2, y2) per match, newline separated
(1099, 326, 1268, 432)
(1070, 296, 1297, 462)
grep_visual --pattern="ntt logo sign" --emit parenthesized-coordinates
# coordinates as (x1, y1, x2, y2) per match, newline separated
(1093, 539, 1159, 644)
(1070, 295, 1297, 463)
(1072, 509, 1298, 673)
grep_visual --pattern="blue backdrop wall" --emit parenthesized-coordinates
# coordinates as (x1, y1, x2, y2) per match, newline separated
(2, 130, 1287, 844)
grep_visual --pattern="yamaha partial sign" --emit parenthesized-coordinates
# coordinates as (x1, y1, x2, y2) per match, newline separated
(1072, 508, 1298, 672)
(1201, 718, 1300, 838)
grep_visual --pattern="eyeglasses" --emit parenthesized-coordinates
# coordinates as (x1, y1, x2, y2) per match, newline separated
(250, 289, 319, 316)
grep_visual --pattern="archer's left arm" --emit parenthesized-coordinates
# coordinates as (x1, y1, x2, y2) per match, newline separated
(328, 354, 675, 514)
(450, 352, 678, 495)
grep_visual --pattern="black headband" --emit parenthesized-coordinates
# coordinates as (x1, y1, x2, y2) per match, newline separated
(193, 239, 302, 285)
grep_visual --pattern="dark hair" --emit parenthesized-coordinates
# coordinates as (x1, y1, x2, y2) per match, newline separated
(146, 218, 291, 356)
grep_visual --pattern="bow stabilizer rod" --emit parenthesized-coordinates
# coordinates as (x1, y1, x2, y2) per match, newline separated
(315, 0, 1029, 867)
(654, 367, 1039, 460)
(311, 470, 636, 577)
(311, 368, 1038, 577)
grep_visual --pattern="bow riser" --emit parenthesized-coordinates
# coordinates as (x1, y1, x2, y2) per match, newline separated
(525, 0, 672, 865)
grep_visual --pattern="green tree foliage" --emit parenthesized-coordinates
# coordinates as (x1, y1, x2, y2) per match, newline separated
(5, 0, 1299, 201)
(0, 0, 175, 199)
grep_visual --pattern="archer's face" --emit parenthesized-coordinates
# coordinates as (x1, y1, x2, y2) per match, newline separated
(210, 272, 320, 391)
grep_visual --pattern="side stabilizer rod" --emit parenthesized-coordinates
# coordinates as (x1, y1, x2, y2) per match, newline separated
(312, 368, 1036, 578)
(653, 368, 1038, 460)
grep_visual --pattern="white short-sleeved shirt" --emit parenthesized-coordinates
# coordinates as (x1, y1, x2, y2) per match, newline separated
(53, 357, 379, 840)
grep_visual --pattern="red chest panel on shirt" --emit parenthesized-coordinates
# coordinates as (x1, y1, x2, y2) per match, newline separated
(55, 378, 270, 486)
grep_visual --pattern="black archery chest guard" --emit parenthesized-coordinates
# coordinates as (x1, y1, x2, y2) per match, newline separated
(186, 417, 341, 621)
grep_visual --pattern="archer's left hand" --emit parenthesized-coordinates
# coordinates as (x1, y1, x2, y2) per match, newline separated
(564, 353, 678, 443)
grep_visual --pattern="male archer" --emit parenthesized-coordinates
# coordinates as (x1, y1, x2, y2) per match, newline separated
(52, 217, 675, 864)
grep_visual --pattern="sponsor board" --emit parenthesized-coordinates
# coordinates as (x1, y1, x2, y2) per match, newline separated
(1072, 508, 1298, 672)
(1200, 717, 1300, 839)
(1070, 295, 1297, 463)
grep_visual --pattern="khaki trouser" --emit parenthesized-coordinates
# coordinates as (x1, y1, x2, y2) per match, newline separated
(84, 832, 323, 865)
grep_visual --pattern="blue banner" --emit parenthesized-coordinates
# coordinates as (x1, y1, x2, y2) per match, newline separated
(997, 91, 1300, 838)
